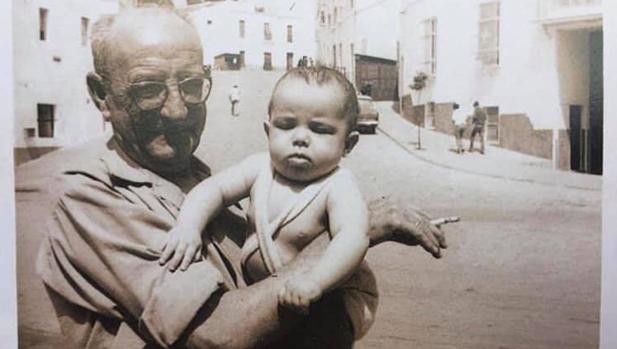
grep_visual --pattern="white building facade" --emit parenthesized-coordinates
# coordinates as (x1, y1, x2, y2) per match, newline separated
(183, 0, 317, 70)
(13, 0, 118, 163)
(315, 0, 399, 82)
(399, 0, 603, 173)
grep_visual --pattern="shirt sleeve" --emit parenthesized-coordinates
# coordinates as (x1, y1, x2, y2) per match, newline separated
(36, 172, 226, 348)
(340, 261, 379, 340)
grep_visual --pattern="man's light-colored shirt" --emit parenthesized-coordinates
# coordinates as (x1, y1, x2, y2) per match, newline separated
(28, 138, 246, 348)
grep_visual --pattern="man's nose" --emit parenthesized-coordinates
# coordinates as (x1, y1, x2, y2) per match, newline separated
(292, 128, 310, 147)
(160, 84, 188, 121)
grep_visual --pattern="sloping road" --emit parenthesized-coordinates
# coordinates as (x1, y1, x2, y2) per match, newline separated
(16, 70, 601, 348)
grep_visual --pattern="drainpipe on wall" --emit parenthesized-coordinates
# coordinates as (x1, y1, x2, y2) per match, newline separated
(552, 128, 560, 170)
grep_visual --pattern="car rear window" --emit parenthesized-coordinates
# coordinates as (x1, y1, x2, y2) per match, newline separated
(358, 98, 375, 113)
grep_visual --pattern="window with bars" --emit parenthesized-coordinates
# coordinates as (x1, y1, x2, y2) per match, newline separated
(478, 2, 500, 65)
(39, 8, 48, 41)
(264, 22, 272, 40)
(81, 17, 89, 46)
(37, 104, 55, 138)
(239, 20, 245, 38)
(423, 17, 437, 75)
(287, 25, 293, 43)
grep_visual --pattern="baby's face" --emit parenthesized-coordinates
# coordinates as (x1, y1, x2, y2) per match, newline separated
(266, 78, 355, 182)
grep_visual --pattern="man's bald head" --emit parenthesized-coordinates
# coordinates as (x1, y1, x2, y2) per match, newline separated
(91, 7, 202, 77)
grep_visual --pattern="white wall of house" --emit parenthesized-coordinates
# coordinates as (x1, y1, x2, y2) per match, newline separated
(400, 0, 601, 131)
(316, 0, 399, 81)
(186, 0, 316, 70)
(13, 0, 117, 149)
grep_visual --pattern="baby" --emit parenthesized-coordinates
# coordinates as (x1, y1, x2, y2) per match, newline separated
(160, 67, 370, 315)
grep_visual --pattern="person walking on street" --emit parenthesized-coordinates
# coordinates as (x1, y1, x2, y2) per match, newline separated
(469, 101, 487, 154)
(229, 84, 241, 116)
(451, 103, 470, 154)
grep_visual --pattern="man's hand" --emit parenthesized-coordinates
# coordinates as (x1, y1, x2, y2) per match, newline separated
(159, 227, 203, 271)
(367, 197, 459, 258)
(278, 275, 323, 315)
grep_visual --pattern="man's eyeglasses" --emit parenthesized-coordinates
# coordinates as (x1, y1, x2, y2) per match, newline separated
(127, 76, 212, 111)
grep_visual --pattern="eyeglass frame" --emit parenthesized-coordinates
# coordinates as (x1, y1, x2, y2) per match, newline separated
(101, 65, 213, 111)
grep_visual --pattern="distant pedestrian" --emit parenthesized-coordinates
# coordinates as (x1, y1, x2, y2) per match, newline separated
(229, 84, 240, 116)
(469, 101, 487, 154)
(451, 103, 470, 154)
(308, 57, 314, 67)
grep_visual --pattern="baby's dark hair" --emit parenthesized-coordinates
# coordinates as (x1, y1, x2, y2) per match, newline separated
(268, 66, 359, 133)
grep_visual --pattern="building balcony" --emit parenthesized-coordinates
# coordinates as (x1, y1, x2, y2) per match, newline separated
(537, 0, 602, 29)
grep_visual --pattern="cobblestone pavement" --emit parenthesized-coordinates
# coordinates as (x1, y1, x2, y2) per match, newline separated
(16, 70, 602, 348)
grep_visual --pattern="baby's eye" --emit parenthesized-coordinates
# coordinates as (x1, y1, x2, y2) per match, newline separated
(272, 118, 297, 130)
(310, 122, 337, 135)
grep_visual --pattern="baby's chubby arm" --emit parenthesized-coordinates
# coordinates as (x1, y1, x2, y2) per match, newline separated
(160, 152, 267, 271)
(279, 169, 370, 312)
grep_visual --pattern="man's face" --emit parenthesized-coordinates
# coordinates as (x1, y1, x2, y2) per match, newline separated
(266, 78, 356, 182)
(102, 13, 207, 174)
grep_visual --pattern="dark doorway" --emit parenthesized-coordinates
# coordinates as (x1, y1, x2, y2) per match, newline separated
(569, 105, 583, 172)
(588, 30, 603, 175)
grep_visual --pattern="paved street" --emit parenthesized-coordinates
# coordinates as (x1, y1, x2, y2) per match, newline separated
(16, 70, 602, 348)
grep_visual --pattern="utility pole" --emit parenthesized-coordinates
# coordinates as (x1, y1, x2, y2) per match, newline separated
(410, 71, 428, 150)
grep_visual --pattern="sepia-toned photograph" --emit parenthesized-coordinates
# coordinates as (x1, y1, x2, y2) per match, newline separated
(8, 0, 613, 348)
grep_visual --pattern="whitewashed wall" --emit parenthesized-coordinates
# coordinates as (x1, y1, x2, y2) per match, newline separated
(13, 0, 117, 149)
(400, 0, 600, 131)
(187, 0, 317, 70)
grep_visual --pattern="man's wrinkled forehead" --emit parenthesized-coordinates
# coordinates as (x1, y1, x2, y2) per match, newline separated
(108, 9, 203, 63)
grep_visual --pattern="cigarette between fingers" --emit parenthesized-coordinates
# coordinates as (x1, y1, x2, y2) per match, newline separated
(430, 216, 461, 226)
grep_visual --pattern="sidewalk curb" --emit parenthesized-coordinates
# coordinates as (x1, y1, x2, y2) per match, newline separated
(376, 126, 600, 192)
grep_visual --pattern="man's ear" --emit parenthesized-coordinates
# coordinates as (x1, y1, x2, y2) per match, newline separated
(86, 72, 111, 121)
(344, 131, 359, 155)
(263, 118, 270, 136)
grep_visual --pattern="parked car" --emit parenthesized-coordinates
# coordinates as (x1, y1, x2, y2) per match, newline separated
(356, 95, 379, 134)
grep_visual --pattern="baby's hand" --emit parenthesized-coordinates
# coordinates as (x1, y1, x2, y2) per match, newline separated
(278, 275, 323, 314)
(159, 227, 203, 272)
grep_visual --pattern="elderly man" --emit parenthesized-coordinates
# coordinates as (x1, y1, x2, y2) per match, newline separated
(27, 6, 451, 349)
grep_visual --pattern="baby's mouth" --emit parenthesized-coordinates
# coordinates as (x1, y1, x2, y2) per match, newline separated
(286, 153, 312, 166)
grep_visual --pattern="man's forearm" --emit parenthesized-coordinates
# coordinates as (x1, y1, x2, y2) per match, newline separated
(186, 275, 293, 349)
(186, 234, 331, 349)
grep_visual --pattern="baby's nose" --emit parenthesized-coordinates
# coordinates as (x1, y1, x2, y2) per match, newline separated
(292, 128, 310, 147)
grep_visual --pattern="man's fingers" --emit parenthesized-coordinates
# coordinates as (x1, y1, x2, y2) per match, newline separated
(417, 220, 440, 252)
(418, 229, 441, 258)
(430, 223, 448, 249)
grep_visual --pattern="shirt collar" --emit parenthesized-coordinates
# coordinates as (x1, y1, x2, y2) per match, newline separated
(99, 137, 211, 189)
